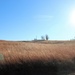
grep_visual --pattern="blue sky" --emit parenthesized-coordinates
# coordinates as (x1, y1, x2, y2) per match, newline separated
(0, 0, 75, 41)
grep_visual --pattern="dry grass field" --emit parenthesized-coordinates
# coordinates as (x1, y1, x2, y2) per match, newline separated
(0, 40, 75, 75)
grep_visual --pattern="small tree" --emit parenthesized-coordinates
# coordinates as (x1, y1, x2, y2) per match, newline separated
(34, 38, 37, 41)
(46, 34, 49, 40)
(33, 36, 37, 41)
(41, 36, 45, 40)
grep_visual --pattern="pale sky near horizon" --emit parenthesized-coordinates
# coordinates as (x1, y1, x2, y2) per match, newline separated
(0, 0, 75, 41)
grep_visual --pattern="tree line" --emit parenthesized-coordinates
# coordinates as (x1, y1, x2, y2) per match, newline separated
(34, 34, 49, 41)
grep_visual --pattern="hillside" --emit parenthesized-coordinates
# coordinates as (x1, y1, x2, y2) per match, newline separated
(0, 40, 75, 75)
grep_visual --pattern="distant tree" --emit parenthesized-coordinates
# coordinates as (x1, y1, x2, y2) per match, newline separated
(45, 34, 49, 40)
(34, 38, 37, 41)
(41, 36, 45, 40)
(33, 36, 37, 41)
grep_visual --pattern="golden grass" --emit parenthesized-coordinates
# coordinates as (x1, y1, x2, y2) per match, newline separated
(0, 40, 75, 65)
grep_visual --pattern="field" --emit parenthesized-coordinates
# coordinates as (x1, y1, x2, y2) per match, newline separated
(0, 40, 75, 75)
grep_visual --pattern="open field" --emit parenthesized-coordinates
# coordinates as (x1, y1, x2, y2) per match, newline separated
(0, 40, 75, 75)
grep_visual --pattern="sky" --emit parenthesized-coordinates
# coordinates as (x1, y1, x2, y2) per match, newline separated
(0, 0, 75, 41)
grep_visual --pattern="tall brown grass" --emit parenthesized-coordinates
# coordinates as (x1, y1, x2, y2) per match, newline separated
(0, 40, 75, 75)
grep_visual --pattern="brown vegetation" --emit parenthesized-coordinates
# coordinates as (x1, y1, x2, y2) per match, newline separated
(0, 40, 75, 75)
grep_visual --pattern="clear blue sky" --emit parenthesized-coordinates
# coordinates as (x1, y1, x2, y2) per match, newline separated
(0, 0, 75, 41)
